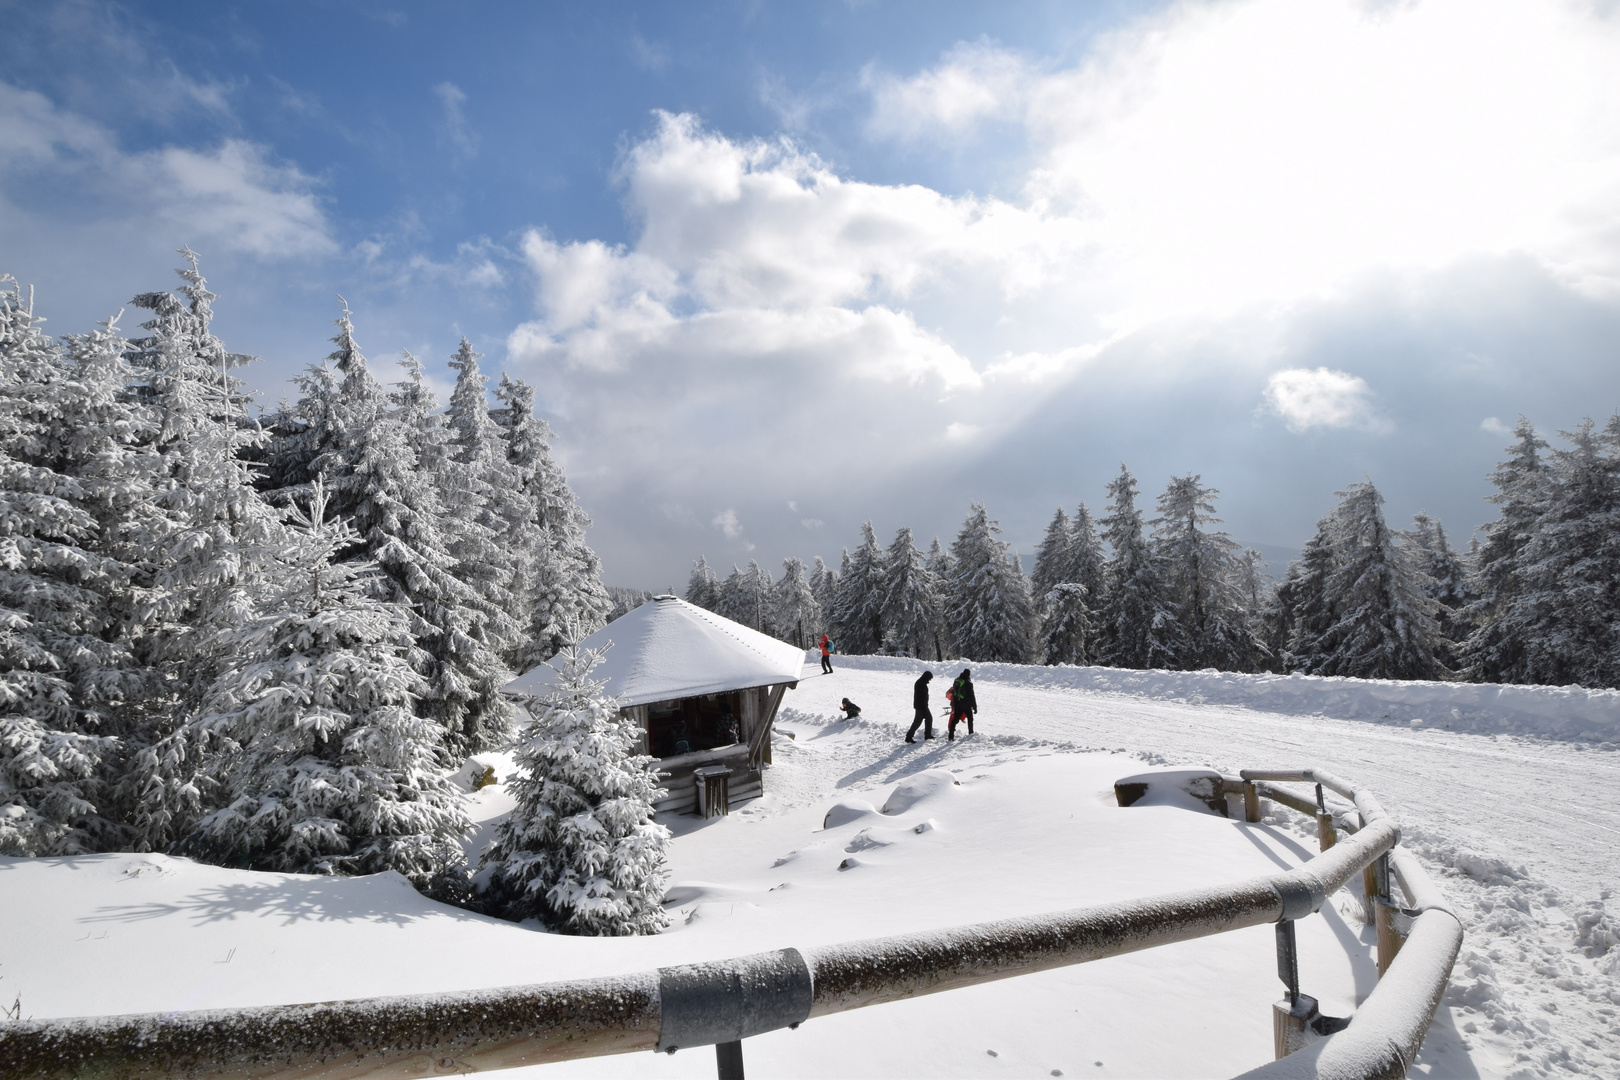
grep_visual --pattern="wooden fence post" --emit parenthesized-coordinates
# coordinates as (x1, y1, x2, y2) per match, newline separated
(1243, 780, 1261, 823)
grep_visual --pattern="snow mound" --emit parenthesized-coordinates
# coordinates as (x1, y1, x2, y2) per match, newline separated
(881, 769, 959, 815)
(822, 654, 1620, 744)
(845, 826, 911, 853)
(823, 798, 879, 829)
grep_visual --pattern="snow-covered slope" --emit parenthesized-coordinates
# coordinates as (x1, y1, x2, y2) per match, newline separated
(817, 653, 1620, 745)
(4, 660, 1616, 1078)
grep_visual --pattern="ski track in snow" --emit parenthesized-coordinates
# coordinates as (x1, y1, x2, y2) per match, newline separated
(786, 657, 1620, 1079)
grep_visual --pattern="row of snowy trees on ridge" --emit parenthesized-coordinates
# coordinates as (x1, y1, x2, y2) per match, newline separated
(689, 418, 1620, 690)
(0, 258, 659, 930)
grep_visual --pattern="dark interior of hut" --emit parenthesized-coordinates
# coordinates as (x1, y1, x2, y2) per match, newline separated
(647, 692, 743, 758)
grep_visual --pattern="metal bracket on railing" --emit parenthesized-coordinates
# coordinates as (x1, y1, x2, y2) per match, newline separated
(656, 948, 813, 1054)
(1266, 873, 1326, 922)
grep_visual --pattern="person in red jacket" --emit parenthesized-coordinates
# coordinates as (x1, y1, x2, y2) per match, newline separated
(819, 633, 833, 674)
(947, 668, 977, 740)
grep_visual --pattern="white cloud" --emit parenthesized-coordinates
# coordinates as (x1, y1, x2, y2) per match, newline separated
(869, 0, 1620, 316)
(435, 81, 477, 157)
(864, 41, 1032, 139)
(1264, 367, 1382, 433)
(0, 81, 335, 259)
(712, 509, 744, 538)
(1481, 416, 1512, 437)
(801, 518, 824, 530)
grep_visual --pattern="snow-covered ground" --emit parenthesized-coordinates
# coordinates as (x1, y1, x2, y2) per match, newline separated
(3, 659, 1617, 1078)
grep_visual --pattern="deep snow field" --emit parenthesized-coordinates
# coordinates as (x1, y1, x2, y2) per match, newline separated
(3, 657, 1618, 1078)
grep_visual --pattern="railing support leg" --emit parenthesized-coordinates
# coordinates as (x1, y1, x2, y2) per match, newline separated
(1374, 854, 1404, 977)
(1314, 784, 1337, 851)
(716, 1040, 745, 1080)
(1243, 780, 1260, 823)
(1272, 919, 1318, 1059)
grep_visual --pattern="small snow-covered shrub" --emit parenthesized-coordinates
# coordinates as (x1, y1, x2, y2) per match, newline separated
(480, 647, 671, 935)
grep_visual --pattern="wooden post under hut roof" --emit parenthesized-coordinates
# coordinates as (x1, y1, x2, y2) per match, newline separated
(502, 595, 805, 816)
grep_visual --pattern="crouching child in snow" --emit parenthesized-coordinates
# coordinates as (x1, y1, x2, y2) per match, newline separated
(839, 697, 862, 720)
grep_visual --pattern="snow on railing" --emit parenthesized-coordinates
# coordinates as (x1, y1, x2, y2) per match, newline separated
(0, 768, 1460, 1080)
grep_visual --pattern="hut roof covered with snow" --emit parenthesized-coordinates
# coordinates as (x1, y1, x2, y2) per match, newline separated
(502, 595, 806, 707)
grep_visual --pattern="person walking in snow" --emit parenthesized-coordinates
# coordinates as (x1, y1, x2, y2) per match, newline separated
(907, 671, 936, 743)
(839, 698, 861, 720)
(947, 668, 977, 741)
(819, 633, 834, 674)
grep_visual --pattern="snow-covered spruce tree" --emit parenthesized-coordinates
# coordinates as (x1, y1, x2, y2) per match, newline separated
(1039, 583, 1091, 666)
(1461, 419, 1549, 684)
(717, 560, 773, 633)
(1306, 482, 1441, 681)
(1484, 421, 1620, 687)
(119, 253, 288, 851)
(1406, 511, 1473, 671)
(772, 557, 821, 648)
(442, 340, 524, 653)
(830, 523, 886, 653)
(880, 527, 941, 659)
(713, 564, 748, 627)
(1030, 507, 1073, 611)
(1065, 504, 1106, 609)
(0, 282, 147, 855)
(685, 556, 720, 610)
(944, 504, 1036, 663)
(480, 647, 671, 935)
(493, 373, 610, 669)
(1269, 517, 1336, 671)
(1151, 475, 1265, 672)
(809, 556, 837, 621)
(174, 484, 472, 890)
(1098, 466, 1173, 669)
(923, 538, 953, 660)
(386, 353, 516, 758)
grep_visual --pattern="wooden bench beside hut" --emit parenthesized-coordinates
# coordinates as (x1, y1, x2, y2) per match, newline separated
(502, 595, 804, 817)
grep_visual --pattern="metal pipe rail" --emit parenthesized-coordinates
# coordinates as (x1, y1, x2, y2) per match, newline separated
(0, 768, 1458, 1080)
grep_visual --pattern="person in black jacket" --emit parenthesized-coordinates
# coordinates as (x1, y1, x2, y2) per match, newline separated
(906, 671, 935, 743)
(947, 668, 977, 740)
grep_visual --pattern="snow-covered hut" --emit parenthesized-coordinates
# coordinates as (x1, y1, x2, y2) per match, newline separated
(502, 595, 804, 816)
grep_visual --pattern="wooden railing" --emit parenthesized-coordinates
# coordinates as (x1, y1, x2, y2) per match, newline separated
(0, 768, 1460, 1080)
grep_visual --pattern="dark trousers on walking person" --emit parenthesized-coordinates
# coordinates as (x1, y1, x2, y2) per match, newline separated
(948, 706, 973, 740)
(907, 707, 934, 742)
(820, 652, 832, 674)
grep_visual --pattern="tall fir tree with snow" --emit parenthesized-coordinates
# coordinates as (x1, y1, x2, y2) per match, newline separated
(685, 556, 720, 610)
(809, 555, 837, 622)
(0, 282, 150, 855)
(713, 564, 748, 627)
(1030, 507, 1073, 610)
(442, 340, 524, 653)
(1065, 503, 1107, 608)
(386, 353, 516, 758)
(118, 253, 289, 851)
(174, 484, 472, 891)
(772, 557, 821, 648)
(944, 504, 1036, 663)
(1039, 583, 1091, 666)
(1461, 419, 1549, 684)
(492, 373, 610, 669)
(1473, 421, 1620, 687)
(924, 538, 954, 660)
(717, 560, 773, 633)
(481, 647, 671, 935)
(1151, 475, 1265, 672)
(1099, 466, 1172, 669)
(880, 527, 940, 659)
(1406, 511, 1473, 670)
(1269, 517, 1335, 671)
(830, 523, 887, 654)
(1300, 482, 1441, 680)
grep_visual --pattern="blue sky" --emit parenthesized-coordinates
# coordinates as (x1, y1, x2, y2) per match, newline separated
(5, 0, 1620, 589)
